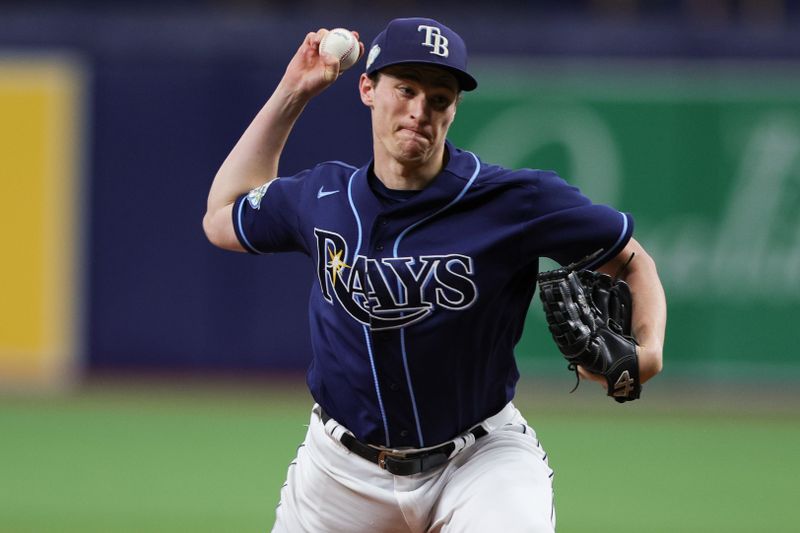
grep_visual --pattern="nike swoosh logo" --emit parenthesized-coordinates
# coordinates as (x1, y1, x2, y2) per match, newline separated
(317, 186, 340, 199)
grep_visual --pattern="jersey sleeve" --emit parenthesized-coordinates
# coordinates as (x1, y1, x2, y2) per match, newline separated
(231, 170, 310, 255)
(526, 170, 634, 269)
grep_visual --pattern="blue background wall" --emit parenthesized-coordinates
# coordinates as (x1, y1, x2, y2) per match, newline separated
(2, 2, 799, 375)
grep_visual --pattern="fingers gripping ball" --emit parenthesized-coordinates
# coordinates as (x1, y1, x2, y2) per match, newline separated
(319, 28, 360, 72)
(538, 266, 641, 403)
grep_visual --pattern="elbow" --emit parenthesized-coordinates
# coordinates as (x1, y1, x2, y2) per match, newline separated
(203, 206, 244, 252)
(202, 211, 218, 245)
(203, 210, 227, 249)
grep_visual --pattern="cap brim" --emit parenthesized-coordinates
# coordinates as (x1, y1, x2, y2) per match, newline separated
(370, 59, 478, 92)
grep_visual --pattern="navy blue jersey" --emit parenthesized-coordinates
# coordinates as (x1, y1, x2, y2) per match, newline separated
(233, 141, 633, 448)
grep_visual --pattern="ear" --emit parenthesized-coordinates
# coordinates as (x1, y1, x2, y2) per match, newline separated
(359, 73, 374, 108)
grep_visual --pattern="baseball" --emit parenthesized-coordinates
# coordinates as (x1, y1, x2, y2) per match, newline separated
(319, 28, 359, 72)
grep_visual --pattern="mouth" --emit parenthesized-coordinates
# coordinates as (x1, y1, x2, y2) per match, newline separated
(398, 127, 430, 142)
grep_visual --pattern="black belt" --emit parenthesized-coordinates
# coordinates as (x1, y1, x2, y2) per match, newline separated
(319, 409, 488, 476)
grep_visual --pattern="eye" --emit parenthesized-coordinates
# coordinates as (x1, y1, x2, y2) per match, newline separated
(430, 95, 453, 110)
(397, 85, 415, 97)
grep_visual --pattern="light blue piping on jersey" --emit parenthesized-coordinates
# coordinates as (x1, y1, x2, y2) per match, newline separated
(392, 150, 482, 448)
(347, 168, 391, 446)
(236, 197, 262, 254)
(327, 160, 358, 170)
(584, 212, 630, 270)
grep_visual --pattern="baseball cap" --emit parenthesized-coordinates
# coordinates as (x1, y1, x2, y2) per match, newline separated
(365, 17, 478, 92)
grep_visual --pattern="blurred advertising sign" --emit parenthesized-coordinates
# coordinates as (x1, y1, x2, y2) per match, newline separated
(451, 60, 800, 378)
(0, 56, 86, 389)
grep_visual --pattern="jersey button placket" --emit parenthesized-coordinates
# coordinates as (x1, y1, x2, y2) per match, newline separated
(372, 217, 390, 254)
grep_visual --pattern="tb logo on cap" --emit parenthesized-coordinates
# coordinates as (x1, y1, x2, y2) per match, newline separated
(418, 25, 449, 57)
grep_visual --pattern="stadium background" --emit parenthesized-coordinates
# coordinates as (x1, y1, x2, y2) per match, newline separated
(2, 1, 799, 531)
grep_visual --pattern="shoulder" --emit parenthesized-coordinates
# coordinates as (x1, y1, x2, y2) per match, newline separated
(271, 160, 361, 194)
(454, 149, 568, 192)
(477, 165, 563, 190)
(314, 160, 359, 173)
(308, 160, 361, 186)
(450, 148, 594, 214)
(278, 160, 360, 181)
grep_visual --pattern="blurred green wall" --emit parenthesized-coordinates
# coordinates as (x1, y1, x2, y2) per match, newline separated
(450, 60, 800, 379)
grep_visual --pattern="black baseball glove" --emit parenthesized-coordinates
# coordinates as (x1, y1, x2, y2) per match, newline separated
(537, 253, 641, 403)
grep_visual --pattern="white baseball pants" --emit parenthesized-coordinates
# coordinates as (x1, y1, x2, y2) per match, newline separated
(272, 402, 555, 533)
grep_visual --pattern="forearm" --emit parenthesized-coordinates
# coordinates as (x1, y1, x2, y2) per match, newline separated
(203, 29, 357, 250)
(205, 28, 354, 219)
(622, 248, 666, 382)
(206, 82, 308, 214)
(599, 238, 666, 383)
(202, 84, 309, 250)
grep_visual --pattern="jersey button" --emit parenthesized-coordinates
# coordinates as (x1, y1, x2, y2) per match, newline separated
(389, 382, 399, 391)
(376, 244, 384, 251)
(400, 429, 409, 438)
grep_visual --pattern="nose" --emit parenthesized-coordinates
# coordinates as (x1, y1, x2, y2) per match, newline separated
(408, 93, 430, 122)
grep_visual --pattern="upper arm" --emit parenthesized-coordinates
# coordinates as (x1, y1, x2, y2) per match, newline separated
(224, 174, 310, 255)
(523, 171, 634, 268)
(596, 237, 655, 279)
(203, 203, 246, 252)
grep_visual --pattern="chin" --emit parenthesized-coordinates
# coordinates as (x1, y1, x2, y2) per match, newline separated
(395, 141, 431, 163)
(394, 150, 429, 166)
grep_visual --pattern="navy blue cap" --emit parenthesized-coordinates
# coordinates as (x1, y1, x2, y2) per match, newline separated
(365, 17, 477, 92)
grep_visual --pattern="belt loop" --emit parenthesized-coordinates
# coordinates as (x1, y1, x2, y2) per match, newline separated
(318, 406, 350, 443)
(446, 430, 475, 459)
(480, 402, 517, 433)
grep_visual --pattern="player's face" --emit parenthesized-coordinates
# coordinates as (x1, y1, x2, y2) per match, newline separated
(360, 65, 459, 169)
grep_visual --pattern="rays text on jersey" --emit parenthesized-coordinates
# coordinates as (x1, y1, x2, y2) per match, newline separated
(314, 228, 477, 330)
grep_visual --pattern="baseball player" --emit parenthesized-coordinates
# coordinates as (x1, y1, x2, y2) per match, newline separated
(203, 17, 666, 532)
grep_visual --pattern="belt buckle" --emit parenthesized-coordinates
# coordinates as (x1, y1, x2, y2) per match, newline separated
(377, 449, 407, 470)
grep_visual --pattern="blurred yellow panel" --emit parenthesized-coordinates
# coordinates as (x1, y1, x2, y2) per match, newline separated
(0, 56, 85, 388)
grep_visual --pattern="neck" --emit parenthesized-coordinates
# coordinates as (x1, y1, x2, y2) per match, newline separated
(373, 143, 448, 191)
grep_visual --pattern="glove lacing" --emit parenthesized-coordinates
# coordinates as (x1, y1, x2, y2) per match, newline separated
(567, 363, 581, 393)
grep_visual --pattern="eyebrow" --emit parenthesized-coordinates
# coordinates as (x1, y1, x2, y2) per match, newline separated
(388, 69, 458, 91)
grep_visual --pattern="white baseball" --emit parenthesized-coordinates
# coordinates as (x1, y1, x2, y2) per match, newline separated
(319, 28, 359, 72)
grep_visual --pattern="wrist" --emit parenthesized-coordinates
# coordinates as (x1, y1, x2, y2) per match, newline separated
(637, 343, 663, 383)
(271, 80, 312, 115)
